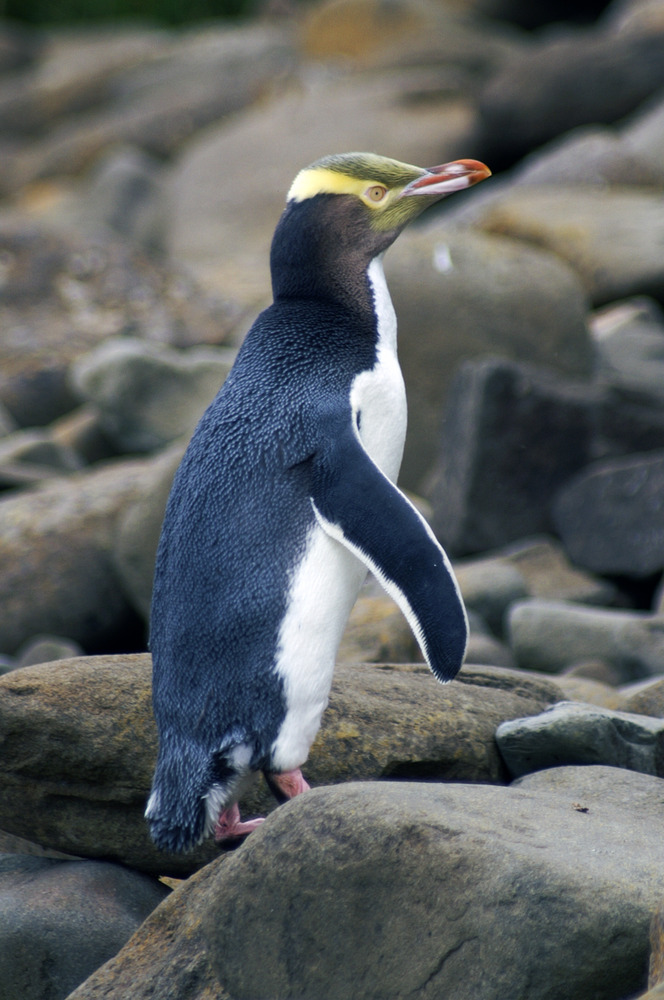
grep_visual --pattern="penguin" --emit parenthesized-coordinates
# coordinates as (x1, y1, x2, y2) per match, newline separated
(146, 151, 491, 853)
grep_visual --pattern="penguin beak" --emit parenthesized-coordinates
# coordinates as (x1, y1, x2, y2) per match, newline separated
(400, 159, 491, 199)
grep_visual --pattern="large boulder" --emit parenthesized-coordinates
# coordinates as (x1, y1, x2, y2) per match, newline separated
(201, 767, 664, 1000)
(64, 860, 227, 1000)
(0, 855, 168, 1000)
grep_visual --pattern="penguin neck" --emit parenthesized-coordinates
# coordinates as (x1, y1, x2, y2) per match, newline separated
(269, 196, 398, 333)
(366, 255, 397, 354)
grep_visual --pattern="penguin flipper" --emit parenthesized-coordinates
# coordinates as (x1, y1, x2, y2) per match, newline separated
(310, 426, 468, 683)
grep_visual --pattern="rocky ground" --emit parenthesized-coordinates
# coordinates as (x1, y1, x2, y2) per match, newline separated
(1, 0, 664, 997)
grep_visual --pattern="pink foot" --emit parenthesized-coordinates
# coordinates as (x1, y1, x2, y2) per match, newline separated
(213, 801, 265, 842)
(264, 768, 311, 803)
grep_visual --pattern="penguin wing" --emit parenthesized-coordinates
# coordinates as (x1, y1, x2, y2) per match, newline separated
(309, 422, 468, 683)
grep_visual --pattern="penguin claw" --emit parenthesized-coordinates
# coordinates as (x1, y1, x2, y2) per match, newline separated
(213, 802, 265, 841)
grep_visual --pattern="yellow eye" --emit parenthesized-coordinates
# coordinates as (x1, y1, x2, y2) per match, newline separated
(365, 185, 387, 203)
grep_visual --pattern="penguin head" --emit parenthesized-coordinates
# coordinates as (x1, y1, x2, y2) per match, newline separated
(271, 152, 490, 307)
(287, 152, 491, 234)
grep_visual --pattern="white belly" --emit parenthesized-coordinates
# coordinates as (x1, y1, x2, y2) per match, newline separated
(270, 254, 406, 771)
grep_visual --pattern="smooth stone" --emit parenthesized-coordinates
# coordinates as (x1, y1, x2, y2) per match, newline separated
(202, 767, 664, 1000)
(0, 654, 560, 876)
(454, 556, 527, 635)
(0, 455, 158, 655)
(623, 676, 664, 718)
(71, 337, 236, 452)
(4, 24, 297, 192)
(0, 854, 169, 1000)
(112, 444, 184, 619)
(463, 631, 515, 668)
(590, 297, 664, 405)
(49, 404, 117, 466)
(65, 857, 230, 1000)
(495, 536, 622, 607)
(387, 227, 592, 489)
(554, 673, 626, 710)
(0, 427, 83, 479)
(650, 903, 664, 991)
(429, 357, 598, 555)
(508, 599, 664, 680)
(496, 700, 664, 778)
(336, 594, 420, 665)
(475, 186, 664, 306)
(476, 19, 664, 162)
(14, 634, 84, 668)
(553, 450, 664, 577)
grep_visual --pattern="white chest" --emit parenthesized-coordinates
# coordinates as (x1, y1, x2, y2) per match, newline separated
(349, 256, 407, 482)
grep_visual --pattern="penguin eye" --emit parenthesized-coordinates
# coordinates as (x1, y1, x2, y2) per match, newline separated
(365, 185, 388, 203)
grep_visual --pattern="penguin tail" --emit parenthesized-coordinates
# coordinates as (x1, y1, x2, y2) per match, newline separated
(145, 735, 251, 854)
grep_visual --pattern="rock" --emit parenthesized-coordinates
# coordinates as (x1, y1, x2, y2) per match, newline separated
(554, 673, 625, 710)
(49, 405, 117, 466)
(495, 700, 664, 779)
(508, 599, 664, 680)
(112, 444, 183, 619)
(0, 427, 83, 488)
(0, 223, 237, 427)
(512, 124, 664, 189)
(475, 186, 664, 306)
(300, 0, 522, 74)
(386, 227, 593, 489)
(0, 654, 560, 876)
(0, 455, 161, 655)
(428, 357, 598, 555)
(65, 858, 229, 1000)
(650, 903, 664, 990)
(71, 337, 236, 453)
(495, 535, 622, 606)
(552, 450, 664, 577)
(202, 767, 664, 1000)
(476, 19, 664, 163)
(463, 631, 515, 668)
(622, 676, 664, 718)
(13, 634, 84, 669)
(336, 594, 420, 664)
(3, 25, 297, 192)
(0, 854, 169, 1000)
(454, 555, 527, 635)
(165, 69, 476, 309)
(590, 297, 664, 406)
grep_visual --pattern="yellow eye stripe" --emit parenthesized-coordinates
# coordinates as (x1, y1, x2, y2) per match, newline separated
(288, 167, 393, 207)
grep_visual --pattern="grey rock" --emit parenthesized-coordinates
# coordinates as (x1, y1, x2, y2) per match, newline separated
(71, 338, 235, 453)
(0, 455, 161, 655)
(496, 536, 623, 607)
(454, 556, 527, 635)
(113, 444, 183, 619)
(429, 357, 598, 556)
(0, 428, 83, 488)
(590, 297, 664, 406)
(4, 25, 297, 192)
(508, 599, 664, 680)
(554, 673, 626, 710)
(0, 223, 237, 427)
(553, 450, 664, 577)
(49, 405, 117, 466)
(0, 654, 559, 877)
(477, 19, 664, 161)
(202, 767, 664, 1000)
(475, 186, 664, 307)
(386, 227, 593, 489)
(464, 631, 515, 668)
(496, 700, 664, 779)
(13, 634, 84, 669)
(336, 594, 421, 666)
(75, 145, 165, 251)
(0, 854, 169, 1000)
(622, 676, 664, 718)
(64, 858, 228, 1000)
